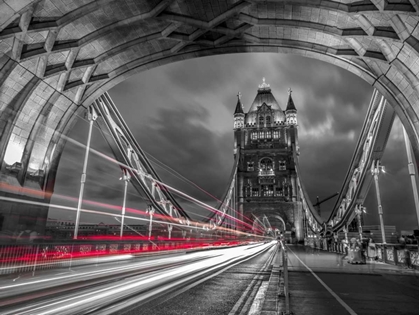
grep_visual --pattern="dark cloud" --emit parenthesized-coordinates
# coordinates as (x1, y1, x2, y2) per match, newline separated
(132, 104, 233, 203)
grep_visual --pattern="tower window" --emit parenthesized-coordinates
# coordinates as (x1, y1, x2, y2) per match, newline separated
(279, 160, 286, 170)
(252, 188, 259, 197)
(260, 158, 273, 171)
(245, 186, 251, 197)
(262, 185, 274, 197)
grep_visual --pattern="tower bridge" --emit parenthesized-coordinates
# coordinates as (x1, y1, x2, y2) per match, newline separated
(233, 79, 303, 240)
(0, 1, 418, 314)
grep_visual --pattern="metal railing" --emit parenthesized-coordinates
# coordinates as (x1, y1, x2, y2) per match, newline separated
(305, 238, 419, 269)
(0, 239, 244, 276)
(279, 240, 291, 315)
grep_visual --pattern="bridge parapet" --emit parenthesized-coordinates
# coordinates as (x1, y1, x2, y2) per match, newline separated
(305, 238, 419, 270)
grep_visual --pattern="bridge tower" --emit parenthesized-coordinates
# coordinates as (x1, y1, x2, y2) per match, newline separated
(233, 79, 303, 241)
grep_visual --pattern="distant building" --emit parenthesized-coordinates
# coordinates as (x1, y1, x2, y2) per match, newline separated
(233, 79, 303, 240)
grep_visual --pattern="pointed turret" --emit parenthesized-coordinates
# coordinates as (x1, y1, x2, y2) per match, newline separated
(285, 88, 297, 125)
(233, 92, 245, 129)
(286, 89, 296, 111)
(245, 78, 285, 126)
(234, 92, 244, 114)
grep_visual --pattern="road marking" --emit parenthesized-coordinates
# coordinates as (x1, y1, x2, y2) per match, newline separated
(247, 281, 269, 315)
(229, 245, 277, 315)
(288, 247, 358, 315)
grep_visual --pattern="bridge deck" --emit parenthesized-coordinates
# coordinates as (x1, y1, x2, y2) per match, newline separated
(272, 245, 418, 315)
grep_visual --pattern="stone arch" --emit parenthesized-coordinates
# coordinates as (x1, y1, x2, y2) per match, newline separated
(0, 0, 417, 201)
(252, 214, 286, 233)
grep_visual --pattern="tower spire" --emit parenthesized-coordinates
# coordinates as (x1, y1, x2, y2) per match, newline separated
(234, 92, 244, 114)
(285, 87, 297, 125)
(286, 87, 296, 111)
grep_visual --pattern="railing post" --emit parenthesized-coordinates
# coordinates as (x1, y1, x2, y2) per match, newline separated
(32, 244, 39, 277)
(394, 246, 398, 265)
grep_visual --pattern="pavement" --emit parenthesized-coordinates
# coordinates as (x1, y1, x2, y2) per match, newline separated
(261, 245, 419, 315)
(287, 245, 419, 276)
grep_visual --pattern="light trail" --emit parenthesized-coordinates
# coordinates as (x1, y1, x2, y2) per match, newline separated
(59, 134, 263, 233)
(144, 152, 263, 230)
(1, 109, 264, 233)
(0, 243, 275, 315)
(0, 195, 267, 238)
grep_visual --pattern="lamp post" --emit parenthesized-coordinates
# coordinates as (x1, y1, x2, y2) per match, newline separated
(354, 205, 364, 241)
(147, 205, 155, 240)
(74, 106, 97, 240)
(371, 160, 387, 244)
(119, 169, 130, 239)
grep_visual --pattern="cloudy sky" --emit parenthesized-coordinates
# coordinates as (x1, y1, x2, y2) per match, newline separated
(50, 53, 418, 233)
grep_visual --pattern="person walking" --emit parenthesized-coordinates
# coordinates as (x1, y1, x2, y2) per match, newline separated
(367, 238, 376, 262)
(339, 239, 349, 266)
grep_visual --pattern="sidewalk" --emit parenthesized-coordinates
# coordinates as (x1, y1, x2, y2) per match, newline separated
(260, 245, 418, 315)
(287, 245, 419, 276)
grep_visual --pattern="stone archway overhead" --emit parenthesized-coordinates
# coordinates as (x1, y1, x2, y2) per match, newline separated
(0, 0, 418, 186)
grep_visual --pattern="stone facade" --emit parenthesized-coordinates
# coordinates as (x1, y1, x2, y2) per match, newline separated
(234, 79, 303, 240)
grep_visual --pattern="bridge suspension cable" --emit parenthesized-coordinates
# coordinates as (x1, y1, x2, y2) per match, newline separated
(295, 89, 396, 237)
(87, 92, 263, 235)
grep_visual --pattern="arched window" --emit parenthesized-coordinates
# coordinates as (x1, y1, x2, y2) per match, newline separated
(260, 158, 273, 171)
(266, 116, 271, 126)
(259, 116, 264, 127)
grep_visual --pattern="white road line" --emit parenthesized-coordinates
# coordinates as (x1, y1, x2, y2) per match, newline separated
(228, 245, 276, 315)
(247, 281, 269, 315)
(288, 247, 358, 315)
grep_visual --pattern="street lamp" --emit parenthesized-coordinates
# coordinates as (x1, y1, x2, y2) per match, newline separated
(147, 205, 155, 240)
(371, 160, 386, 244)
(74, 105, 97, 240)
(354, 205, 365, 241)
(119, 169, 131, 239)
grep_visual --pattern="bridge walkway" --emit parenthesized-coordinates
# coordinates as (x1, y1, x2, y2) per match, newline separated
(268, 245, 418, 315)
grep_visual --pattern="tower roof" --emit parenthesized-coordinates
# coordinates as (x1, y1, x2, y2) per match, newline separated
(286, 88, 296, 111)
(234, 92, 244, 114)
(247, 78, 282, 113)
